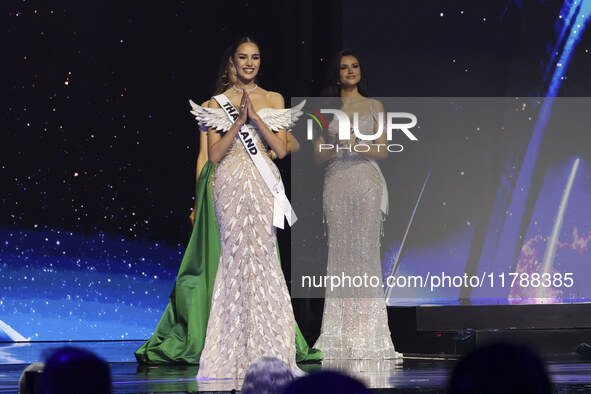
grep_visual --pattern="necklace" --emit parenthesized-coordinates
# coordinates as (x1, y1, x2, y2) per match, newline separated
(233, 84, 258, 93)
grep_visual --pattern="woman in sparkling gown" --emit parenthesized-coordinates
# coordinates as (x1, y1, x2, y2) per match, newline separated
(134, 44, 319, 367)
(313, 50, 402, 360)
(193, 37, 302, 378)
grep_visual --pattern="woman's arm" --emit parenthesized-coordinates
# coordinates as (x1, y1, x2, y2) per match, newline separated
(190, 102, 211, 226)
(248, 92, 287, 159)
(196, 131, 209, 179)
(207, 95, 248, 165)
(313, 133, 336, 164)
(189, 131, 207, 226)
(195, 100, 211, 180)
(270, 131, 299, 158)
(287, 132, 300, 154)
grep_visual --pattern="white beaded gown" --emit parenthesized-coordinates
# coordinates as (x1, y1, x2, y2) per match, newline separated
(192, 103, 302, 379)
(313, 105, 402, 360)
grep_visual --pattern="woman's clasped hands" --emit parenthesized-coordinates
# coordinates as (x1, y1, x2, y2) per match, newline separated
(237, 90, 259, 126)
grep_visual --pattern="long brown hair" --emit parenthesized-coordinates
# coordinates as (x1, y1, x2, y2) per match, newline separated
(212, 46, 233, 96)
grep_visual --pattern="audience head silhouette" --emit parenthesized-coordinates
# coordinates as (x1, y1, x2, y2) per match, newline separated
(283, 370, 370, 394)
(448, 342, 551, 394)
(41, 346, 111, 394)
(19, 362, 44, 394)
(241, 356, 294, 394)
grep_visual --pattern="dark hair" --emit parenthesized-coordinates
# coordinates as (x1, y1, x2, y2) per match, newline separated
(229, 36, 261, 61)
(213, 46, 233, 95)
(241, 357, 294, 394)
(215, 36, 261, 94)
(323, 49, 369, 97)
(283, 371, 370, 394)
(448, 342, 551, 394)
(41, 347, 112, 394)
(19, 362, 44, 394)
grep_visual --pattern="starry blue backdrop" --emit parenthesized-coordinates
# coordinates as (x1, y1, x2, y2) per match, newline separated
(2, 0, 343, 340)
(3, 0, 591, 340)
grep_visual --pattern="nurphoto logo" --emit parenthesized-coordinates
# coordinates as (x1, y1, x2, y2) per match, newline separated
(304, 108, 418, 153)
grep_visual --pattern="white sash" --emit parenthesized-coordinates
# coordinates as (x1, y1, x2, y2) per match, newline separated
(213, 94, 297, 229)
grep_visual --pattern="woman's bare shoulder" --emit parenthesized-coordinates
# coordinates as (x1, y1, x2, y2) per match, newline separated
(264, 91, 285, 109)
(370, 98, 384, 109)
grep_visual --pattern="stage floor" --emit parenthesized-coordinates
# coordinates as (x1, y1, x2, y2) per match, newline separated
(1, 341, 591, 393)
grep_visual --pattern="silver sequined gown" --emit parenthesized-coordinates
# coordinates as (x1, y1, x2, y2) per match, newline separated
(196, 116, 300, 379)
(313, 110, 402, 360)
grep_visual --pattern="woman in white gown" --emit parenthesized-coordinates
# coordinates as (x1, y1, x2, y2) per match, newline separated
(193, 37, 302, 378)
(313, 50, 402, 360)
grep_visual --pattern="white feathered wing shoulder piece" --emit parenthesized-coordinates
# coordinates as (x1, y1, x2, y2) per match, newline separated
(256, 100, 306, 131)
(188, 99, 233, 132)
(189, 98, 306, 132)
